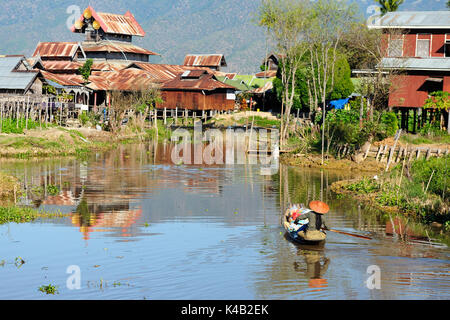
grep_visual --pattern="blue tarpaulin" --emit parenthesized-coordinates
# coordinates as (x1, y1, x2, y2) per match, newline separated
(329, 98, 350, 110)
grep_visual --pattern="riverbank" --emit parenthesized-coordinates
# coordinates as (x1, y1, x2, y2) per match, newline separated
(280, 152, 386, 172)
(0, 125, 164, 159)
(330, 155, 449, 231)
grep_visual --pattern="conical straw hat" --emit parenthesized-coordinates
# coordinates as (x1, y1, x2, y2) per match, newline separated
(309, 200, 329, 214)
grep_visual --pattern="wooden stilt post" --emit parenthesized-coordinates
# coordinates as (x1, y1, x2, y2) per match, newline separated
(426, 148, 431, 160)
(25, 97, 29, 130)
(163, 107, 167, 125)
(413, 108, 417, 134)
(175, 107, 178, 125)
(0, 100, 3, 133)
(45, 98, 48, 127)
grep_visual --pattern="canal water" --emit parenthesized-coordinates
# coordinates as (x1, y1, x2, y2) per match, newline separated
(0, 143, 449, 300)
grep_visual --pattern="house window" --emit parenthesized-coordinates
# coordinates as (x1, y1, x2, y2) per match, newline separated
(388, 39, 403, 57)
(416, 39, 430, 58)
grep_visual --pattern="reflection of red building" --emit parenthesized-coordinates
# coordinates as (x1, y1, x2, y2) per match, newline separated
(41, 190, 77, 206)
(71, 208, 142, 240)
(370, 11, 450, 133)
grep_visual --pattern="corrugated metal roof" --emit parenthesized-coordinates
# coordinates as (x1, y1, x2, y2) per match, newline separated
(96, 11, 145, 37)
(82, 41, 159, 56)
(369, 11, 450, 29)
(87, 69, 159, 91)
(71, 6, 145, 37)
(42, 61, 83, 72)
(215, 76, 250, 91)
(378, 57, 450, 71)
(0, 56, 40, 90)
(250, 81, 273, 94)
(91, 61, 131, 71)
(162, 72, 236, 91)
(33, 42, 82, 59)
(255, 70, 277, 78)
(127, 63, 210, 83)
(224, 73, 237, 80)
(40, 70, 84, 87)
(183, 54, 227, 68)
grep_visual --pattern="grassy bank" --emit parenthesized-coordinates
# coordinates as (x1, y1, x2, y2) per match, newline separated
(0, 206, 68, 224)
(0, 124, 173, 159)
(280, 152, 386, 172)
(331, 155, 449, 229)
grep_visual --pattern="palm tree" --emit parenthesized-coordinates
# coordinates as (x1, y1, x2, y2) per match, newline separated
(375, 0, 404, 15)
(447, 0, 450, 9)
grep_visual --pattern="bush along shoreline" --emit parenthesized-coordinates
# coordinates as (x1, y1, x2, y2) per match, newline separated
(330, 155, 449, 232)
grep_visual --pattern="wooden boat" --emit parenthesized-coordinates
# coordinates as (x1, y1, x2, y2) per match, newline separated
(283, 209, 326, 245)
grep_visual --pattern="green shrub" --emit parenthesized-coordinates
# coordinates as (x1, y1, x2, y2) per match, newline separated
(410, 155, 449, 198)
(0, 118, 46, 134)
(345, 177, 379, 194)
(380, 112, 399, 137)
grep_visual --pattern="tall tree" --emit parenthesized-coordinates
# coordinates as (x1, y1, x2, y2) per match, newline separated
(375, 0, 404, 15)
(258, 0, 311, 146)
(306, 0, 358, 165)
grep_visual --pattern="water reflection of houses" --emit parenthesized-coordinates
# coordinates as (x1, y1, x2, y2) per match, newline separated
(70, 198, 142, 240)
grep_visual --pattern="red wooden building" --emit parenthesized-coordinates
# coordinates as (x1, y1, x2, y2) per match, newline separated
(370, 11, 450, 132)
(159, 70, 237, 111)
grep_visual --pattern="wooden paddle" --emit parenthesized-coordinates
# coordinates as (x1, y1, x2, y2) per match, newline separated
(322, 228, 372, 240)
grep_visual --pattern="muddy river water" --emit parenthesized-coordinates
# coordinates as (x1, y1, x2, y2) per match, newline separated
(0, 143, 449, 300)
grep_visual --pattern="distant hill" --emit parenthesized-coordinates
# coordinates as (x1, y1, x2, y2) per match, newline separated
(0, 0, 447, 74)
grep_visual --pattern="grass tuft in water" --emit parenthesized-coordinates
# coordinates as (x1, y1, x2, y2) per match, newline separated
(0, 206, 67, 224)
(38, 284, 58, 295)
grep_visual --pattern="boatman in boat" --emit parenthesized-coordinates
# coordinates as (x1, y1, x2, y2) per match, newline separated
(295, 200, 330, 240)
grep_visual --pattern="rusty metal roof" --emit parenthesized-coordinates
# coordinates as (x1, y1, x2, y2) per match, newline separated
(40, 60, 131, 73)
(224, 73, 237, 80)
(183, 54, 227, 68)
(42, 61, 83, 72)
(82, 41, 159, 56)
(255, 70, 277, 78)
(87, 69, 159, 91)
(40, 70, 84, 87)
(181, 70, 208, 79)
(33, 42, 83, 59)
(91, 61, 131, 71)
(127, 63, 210, 83)
(250, 81, 273, 94)
(162, 72, 236, 91)
(71, 6, 145, 37)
